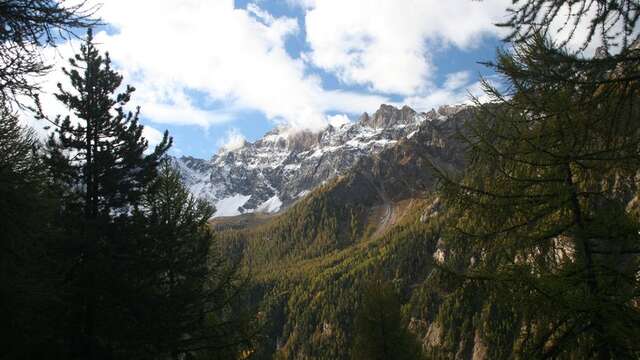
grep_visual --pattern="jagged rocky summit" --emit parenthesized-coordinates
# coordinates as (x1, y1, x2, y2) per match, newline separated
(173, 104, 467, 217)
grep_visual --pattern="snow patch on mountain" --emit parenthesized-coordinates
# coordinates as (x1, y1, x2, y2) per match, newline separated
(214, 194, 252, 217)
(257, 195, 283, 213)
(174, 104, 468, 218)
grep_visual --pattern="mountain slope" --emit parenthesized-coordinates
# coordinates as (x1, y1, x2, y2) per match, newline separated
(210, 106, 474, 359)
(174, 104, 467, 217)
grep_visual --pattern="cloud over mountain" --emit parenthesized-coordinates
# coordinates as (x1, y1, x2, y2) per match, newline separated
(92, 0, 392, 131)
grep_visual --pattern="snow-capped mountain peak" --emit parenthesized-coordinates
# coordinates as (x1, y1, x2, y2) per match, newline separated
(174, 104, 466, 217)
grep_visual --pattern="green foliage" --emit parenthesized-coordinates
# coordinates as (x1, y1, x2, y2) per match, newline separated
(436, 35, 640, 358)
(0, 31, 254, 359)
(216, 184, 441, 359)
(44, 29, 171, 216)
(215, 177, 372, 273)
(38, 30, 174, 357)
(119, 162, 254, 356)
(0, 105, 48, 245)
(499, 0, 639, 51)
(0, 0, 98, 105)
(351, 280, 424, 360)
(0, 104, 63, 357)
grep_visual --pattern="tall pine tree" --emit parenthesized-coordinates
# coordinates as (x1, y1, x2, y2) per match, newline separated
(45, 29, 171, 218)
(43, 29, 171, 358)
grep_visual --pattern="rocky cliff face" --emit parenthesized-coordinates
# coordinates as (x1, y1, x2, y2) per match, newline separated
(173, 104, 467, 217)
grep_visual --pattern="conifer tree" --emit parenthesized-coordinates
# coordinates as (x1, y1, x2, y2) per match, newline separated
(499, 0, 639, 50)
(45, 29, 171, 217)
(496, 0, 640, 109)
(42, 29, 171, 358)
(437, 35, 640, 358)
(0, 0, 99, 105)
(0, 104, 62, 357)
(122, 161, 254, 357)
(351, 280, 424, 360)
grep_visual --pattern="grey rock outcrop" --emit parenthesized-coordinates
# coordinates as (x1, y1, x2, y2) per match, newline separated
(173, 104, 467, 217)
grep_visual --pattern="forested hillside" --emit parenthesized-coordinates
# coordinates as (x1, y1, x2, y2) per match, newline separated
(212, 25, 640, 360)
(2, 1, 639, 359)
(209, 109, 475, 358)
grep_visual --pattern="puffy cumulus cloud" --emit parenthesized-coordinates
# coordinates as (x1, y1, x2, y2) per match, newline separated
(27, 0, 622, 147)
(327, 114, 351, 127)
(404, 71, 491, 112)
(302, 0, 510, 95)
(88, 0, 391, 131)
(217, 128, 247, 152)
(25, 43, 225, 134)
(20, 40, 179, 140)
(141, 125, 165, 147)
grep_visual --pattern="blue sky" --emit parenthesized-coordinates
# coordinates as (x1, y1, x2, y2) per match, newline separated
(39, 0, 513, 159)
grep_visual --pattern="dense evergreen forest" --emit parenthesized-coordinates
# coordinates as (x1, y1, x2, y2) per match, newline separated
(1, 3, 254, 358)
(1, 0, 639, 359)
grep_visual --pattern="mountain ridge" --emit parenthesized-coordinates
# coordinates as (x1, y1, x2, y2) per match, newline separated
(174, 103, 468, 217)
(209, 105, 473, 358)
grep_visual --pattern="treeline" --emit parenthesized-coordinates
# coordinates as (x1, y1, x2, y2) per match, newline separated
(215, 176, 374, 274)
(0, 3, 253, 359)
(215, 186, 441, 358)
(3, 1, 640, 359)
(214, 1, 640, 358)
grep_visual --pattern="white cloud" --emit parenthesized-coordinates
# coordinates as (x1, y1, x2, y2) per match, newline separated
(303, 0, 510, 95)
(142, 125, 165, 147)
(327, 114, 351, 128)
(217, 128, 247, 152)
(86, 0, 391, 131)
(140, 100, 231, 128)
(28, 0, 623, 149)
(404, 71, 489, 112)
(285, 0, 315, 9)
(19, 41, 82, 136)
(29, 0, 519, 137)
